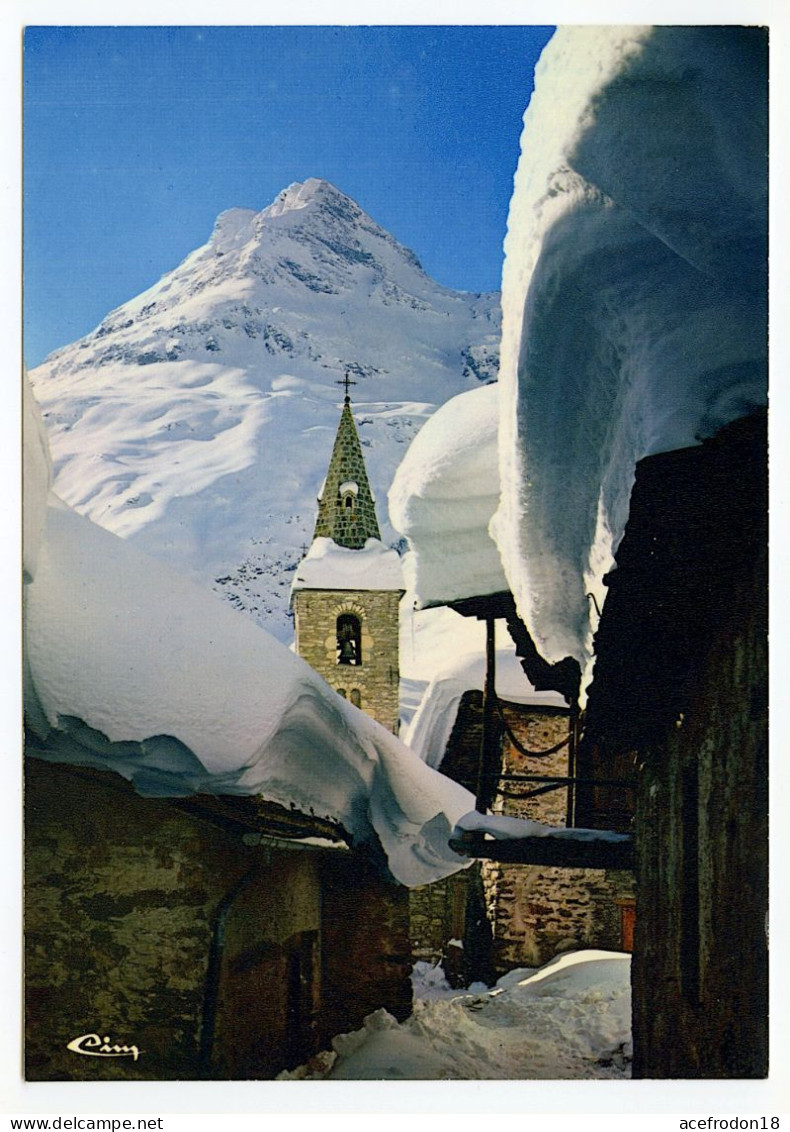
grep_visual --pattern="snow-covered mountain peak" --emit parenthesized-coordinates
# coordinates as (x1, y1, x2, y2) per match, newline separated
(254, 178, 427, 280)
(263, 177, 351, 219)
(30, 178, 501, 640)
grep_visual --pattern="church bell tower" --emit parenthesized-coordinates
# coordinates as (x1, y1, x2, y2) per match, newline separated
(291, 377, 403, 734)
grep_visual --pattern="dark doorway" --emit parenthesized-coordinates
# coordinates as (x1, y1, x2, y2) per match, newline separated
(284, 930, 319, 1070)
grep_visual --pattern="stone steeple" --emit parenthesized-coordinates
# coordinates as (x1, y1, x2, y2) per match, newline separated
(293, 381, 402, 734)
(313, 389, 381, 549)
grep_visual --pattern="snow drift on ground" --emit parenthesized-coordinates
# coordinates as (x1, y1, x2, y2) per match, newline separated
(29, 178, 499, 640)
(491, 26, 767, 673)
(405, 646, 566, 768)
(389, 382, 507, 608)
(280, 950, 632, 1080)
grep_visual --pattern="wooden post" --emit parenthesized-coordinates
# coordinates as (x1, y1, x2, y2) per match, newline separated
(565, 698, 579, 828)
(475, 616, 498, 813)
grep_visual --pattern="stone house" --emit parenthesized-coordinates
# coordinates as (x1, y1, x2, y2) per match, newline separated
(22, 379, 428, 1083)
(25, 756, 411, 1081)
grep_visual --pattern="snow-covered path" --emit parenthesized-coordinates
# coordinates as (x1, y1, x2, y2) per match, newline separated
(281, 951, 632, 1080)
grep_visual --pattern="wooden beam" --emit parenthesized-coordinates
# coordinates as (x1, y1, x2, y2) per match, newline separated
(475, 615, 499, 813)
(449, 831, 635, 871)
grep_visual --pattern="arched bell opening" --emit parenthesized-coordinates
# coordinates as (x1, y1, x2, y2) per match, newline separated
(336, 613, 362, 666)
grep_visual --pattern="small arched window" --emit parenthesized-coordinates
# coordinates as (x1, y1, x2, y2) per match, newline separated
(350, 689, 362, 708)
(339, 481, 358, 512)
(336, 614, 362, 666)
(337, 688, 347, 699)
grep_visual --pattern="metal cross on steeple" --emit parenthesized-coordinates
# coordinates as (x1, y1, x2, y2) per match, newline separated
(337, 372, 357, 403)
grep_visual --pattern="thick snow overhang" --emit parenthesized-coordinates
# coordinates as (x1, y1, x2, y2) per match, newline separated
(22, 377, 475, 889)
(23, 498, 476, 888)
(389, 383, 508, 609)
(492, 26, 768, 674)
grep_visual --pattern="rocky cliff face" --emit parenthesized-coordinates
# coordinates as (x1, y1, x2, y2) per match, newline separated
(30, 179, 500, 638)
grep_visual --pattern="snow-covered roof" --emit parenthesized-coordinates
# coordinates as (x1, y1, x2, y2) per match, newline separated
(490, 26, 767, 673)
(405, 647, 567, 769)
(388, 383, 507, 608)
(291, 536, 404, 595)
(24, 498, 469, 886)
(22, 378, 475, 887)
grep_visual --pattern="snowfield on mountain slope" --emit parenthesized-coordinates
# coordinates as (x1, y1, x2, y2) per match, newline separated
(279, 951, 633, 1080)
(29, 179, 499, 641)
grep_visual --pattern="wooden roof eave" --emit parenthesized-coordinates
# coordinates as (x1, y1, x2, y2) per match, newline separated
(446, 590, 581, 704)
(25, 756, 352, 850)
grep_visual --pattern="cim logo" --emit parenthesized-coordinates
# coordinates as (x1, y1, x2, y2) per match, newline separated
(66, 1032, 141, 1061)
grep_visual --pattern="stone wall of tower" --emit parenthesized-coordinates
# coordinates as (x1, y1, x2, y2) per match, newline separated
(293, 589, 401, 735)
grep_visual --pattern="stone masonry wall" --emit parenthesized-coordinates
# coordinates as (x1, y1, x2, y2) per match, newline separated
(25, 759, 411, 1080)
(587, 413, 768, 1077)
(293, 588, 401, 733)
(485, 702, 633, 971)
(423, 693, 634, 977)
(409, 872, 469, 964)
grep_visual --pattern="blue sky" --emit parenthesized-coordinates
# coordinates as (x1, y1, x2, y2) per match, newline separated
(23, 25, 554, 367)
